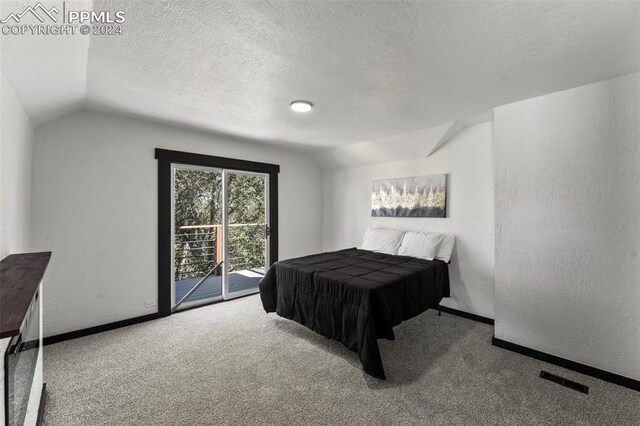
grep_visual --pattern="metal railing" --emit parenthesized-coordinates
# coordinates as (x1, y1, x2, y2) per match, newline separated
(173, 261, 224, 311)
(174, 223, 265, 281)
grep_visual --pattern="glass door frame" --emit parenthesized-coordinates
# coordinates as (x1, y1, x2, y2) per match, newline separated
(156, 148, 279, 317)
(170, 163, 225, 311)
(222, 169, 270, 301)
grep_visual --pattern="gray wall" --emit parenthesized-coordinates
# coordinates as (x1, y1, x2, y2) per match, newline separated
(494, 72, 640, 380)
(321, 122, 495, 319)
(31, 110, 323, 337)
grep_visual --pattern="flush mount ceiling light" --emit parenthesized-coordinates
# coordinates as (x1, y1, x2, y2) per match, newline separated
(290, 100, 313, 113)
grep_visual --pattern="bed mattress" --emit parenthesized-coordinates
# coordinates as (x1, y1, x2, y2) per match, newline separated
(259, 248, 450, 379)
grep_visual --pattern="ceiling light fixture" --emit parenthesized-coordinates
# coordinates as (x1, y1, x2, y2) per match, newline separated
(290, 100, 313, 113)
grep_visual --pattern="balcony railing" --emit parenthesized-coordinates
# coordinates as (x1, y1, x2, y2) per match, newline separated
(174, 223, 265, 281)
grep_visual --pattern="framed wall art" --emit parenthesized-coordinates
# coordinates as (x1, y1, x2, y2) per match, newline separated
(371, 174, 447, 218)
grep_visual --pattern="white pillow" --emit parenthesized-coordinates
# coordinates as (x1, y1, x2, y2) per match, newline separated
(359, 228, 405, 255)
(398, 232, 444, 261)
(432, 233, 455, 263)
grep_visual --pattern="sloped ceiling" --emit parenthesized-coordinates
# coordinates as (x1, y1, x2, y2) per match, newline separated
(1, 0, 91, 125)
(1, 0, 639, 150)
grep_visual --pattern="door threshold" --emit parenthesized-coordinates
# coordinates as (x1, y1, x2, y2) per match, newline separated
(172, 290, 259, 314)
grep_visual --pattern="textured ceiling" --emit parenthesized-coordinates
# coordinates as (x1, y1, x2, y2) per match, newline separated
(2, 1, 640, 149)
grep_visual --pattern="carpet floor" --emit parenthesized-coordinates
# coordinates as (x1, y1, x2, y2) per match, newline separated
(43, 295, 639, 425)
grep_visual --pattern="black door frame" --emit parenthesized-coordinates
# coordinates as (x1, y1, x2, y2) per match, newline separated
(155, 148, 279, 317)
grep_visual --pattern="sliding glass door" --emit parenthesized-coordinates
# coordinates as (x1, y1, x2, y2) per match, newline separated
(171, 165, 269, 311)
(224, 171, 269, 299)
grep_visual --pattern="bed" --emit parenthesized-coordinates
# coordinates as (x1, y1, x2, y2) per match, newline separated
(259, 228, 453, 379)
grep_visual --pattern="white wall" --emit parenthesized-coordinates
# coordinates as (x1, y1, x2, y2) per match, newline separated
(321, 122, 495, 318)
(0, 70, 36, 426)
(0, 71, 33, 259)
(494, 72, 640, 380)
(31, 110, 323, 337)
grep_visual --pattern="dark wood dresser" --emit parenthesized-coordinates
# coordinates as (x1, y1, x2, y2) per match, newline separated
(1, 252, 50, 426)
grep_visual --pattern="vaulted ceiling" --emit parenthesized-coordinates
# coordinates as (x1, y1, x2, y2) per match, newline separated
(2, 0, 639, 150)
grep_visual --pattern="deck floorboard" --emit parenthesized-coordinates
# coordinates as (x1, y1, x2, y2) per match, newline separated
(175, 271, 262, 303)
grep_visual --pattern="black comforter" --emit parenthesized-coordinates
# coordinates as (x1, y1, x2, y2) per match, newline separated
(259, 248, 450, 379)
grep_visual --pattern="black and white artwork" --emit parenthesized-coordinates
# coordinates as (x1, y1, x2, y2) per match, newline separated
(371, 174, 447, 218)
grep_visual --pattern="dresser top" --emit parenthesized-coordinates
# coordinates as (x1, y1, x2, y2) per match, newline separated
(0, 252, 51, 339)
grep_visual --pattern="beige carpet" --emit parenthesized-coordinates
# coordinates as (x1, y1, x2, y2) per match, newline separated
(43, 295, 639, 425)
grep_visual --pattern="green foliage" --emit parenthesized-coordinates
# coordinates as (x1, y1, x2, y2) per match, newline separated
(227, 173, 266, 271)
(174, 170, 266, 281)
(174, 170, 222, 226)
